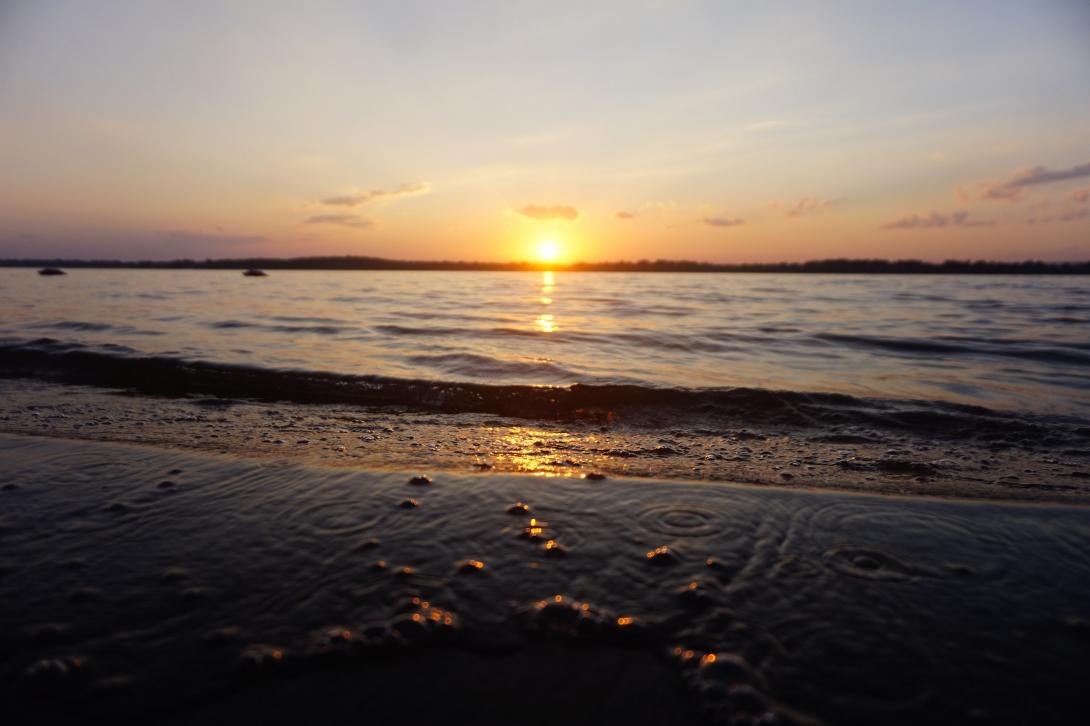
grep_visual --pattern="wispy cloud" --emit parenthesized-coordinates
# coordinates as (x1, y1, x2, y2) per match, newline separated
(514, 204, 580, 221)
(1070, 187, 1090, 203)
(774, 196, 844, 218)
(303, 214, 374, 229)
(981, 161, 1090, 201)
(321, 182, 429, 207)
(615, 210, 636, 220)
(703, 216, 745, 228)
(1027, 208, 1090, 225)
(882, 210, 994, 229)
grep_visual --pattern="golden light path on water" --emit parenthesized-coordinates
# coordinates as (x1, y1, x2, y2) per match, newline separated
(534, 270, 558, 334)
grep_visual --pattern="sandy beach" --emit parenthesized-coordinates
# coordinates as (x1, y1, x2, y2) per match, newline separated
(2, 432, 1088, 725)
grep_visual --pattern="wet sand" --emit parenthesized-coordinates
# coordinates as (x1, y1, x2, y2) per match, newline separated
(2, 433, 1089, 725)
(2, 379, 1088, 504)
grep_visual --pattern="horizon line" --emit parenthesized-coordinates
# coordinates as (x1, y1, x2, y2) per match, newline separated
(3, 256, 1090, 274)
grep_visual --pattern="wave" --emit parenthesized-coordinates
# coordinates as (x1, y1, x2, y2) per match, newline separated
(208, 320, 348, 335)
(1, 338, 1086, 448)
(816, 333, 1090, 366)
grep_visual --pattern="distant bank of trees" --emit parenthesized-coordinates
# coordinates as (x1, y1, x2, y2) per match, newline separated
(2, 256, 1089, 274)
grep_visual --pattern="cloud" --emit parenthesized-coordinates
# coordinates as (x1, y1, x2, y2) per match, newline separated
(1070, 188, 1090, 203)
(982, 161, 1090, 201)
(776, 196, 844, 218)
(882, 210, 994, 229)
(1028, 208, 1090, 225)
(303, 214, 374, 229)
(615, 211, 636, 220)
(514, 204, 580, 221)
(703, 216, 745, 228)
(321, 182, 429, 207)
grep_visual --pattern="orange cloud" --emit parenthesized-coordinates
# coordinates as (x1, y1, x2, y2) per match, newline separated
(703, 216, 745, 228)
(514, 204, 580, 221)
(304, 214, 374, 229)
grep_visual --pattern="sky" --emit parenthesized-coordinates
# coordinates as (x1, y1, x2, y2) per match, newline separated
(1, 0, 1089, 263)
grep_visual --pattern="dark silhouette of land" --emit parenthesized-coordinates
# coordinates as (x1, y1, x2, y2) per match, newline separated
(2, 256, 1089, 274)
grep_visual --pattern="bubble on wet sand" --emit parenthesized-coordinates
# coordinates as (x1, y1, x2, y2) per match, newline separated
(521, 596, 651, 643)
(354, 537, 381, 552)
(584, 472, 607, 480)
(646, 545, 680, 566)
(519, 517, 551, 540)
(507, 501, 531, 515)
(543, 539, 568, 557)
(306, 625, 365, 662)
(675, 580, 716, 609)
(408, 475, 432, 486)
(398, 498, 419, 509)
(390, 597, 458, 644)
(238, 644, 288, 676)
(698, 651, 756, 685)
(22, 655, 88, 695)
(456, 559, 487, 574)
(673, 649, 778, 725)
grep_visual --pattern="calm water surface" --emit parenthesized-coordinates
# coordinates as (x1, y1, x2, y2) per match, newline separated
(1, 269, 1087, 414)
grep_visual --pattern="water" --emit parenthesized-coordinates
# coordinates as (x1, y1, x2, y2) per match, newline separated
(1, 269, 1088, 415)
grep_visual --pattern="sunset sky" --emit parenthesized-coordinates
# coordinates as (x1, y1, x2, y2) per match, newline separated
(1, 0, 1088, 262)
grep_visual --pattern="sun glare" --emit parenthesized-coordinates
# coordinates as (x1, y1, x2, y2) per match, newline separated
(536, 239, 560, 262)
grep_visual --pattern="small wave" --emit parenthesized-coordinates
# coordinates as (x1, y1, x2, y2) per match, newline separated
(32, 321, 115, 332)
(209, 320, 347, 335)
(817, 333, 1090, 366)
(28, 320, 165, 336)
(405, 352, 580, 381)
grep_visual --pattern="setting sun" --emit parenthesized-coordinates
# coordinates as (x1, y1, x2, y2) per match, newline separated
(536, 239, 560, 262)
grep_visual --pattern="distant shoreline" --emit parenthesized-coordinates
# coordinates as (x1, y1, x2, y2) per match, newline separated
(2, 256, 1089, 274)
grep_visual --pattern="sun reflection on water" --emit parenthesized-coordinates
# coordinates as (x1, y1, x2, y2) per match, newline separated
(534, 271, 558, 333)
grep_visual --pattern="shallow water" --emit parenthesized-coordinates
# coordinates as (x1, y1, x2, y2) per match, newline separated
(1, 269, 1088, 415)
(2, 434, 1088, 725)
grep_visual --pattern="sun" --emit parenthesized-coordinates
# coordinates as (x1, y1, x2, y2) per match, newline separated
(536, 239, 560, 262)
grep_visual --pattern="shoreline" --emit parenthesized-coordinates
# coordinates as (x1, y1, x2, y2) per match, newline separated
(1, 379, 1086, 505)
